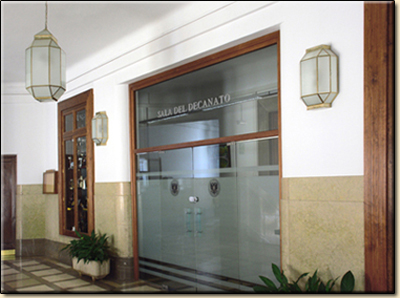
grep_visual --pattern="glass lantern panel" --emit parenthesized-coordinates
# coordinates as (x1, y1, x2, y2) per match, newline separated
(302, 94, 322, 106)
(93, 116, 104, 143)
(32, 86, 51, 99)
(50, 47, 61, 86)
(51, 87, 59, 97)
(54, 87, 65, 100)
(301, 58, 317, 96)
(25, 48, 32, 88)
(32, 39, 51, 47)
(319, 93, 329, 102)
(318, 49, 330, 57)
(31, 47, 49, 85)
(325, 92, 338, 104)
(324, 48, 336, 57)
(317, 56, 330, 93)
(49, 40, 59, 47)
(76, 110, 86, 129)
(330, 56, 338, 93)
(65, 114, 73, 132)
(61, 51, 66, 87)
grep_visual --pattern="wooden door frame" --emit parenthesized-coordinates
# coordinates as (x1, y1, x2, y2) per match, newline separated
(58, 89, 95, 238)
(364, 2, 394, 293)
(1, 154, 17, 251)
(129, 31, 281, 280)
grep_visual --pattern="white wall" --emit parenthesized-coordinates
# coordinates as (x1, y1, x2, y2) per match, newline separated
(1, 86, 58, 184)
(1, 1, 364, 184)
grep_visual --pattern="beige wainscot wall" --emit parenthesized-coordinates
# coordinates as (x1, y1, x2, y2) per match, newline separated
(280, 175, 365, 292)
(16, 182, 133, 259)
(16, 185, 47, 240)
(94, 182, 133, 258)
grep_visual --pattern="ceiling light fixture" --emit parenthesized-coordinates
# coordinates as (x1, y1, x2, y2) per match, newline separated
(25, 1, 66, 102)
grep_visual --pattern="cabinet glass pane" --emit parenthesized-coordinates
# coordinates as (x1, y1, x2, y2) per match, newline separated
(76, 109, 86, 129)
(77, 136, 88, 233)
(136, 45, 278, 149)
(64, 139, 74, 231)
(64, 114, 73, 132)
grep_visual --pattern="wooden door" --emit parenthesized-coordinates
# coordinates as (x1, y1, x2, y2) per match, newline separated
(1, 155, 17, 250)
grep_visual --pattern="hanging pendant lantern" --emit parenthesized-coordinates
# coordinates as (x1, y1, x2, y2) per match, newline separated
(25, 2, 66, 102)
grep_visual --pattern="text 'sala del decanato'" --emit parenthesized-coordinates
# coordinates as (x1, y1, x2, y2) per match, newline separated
(157, 94, 231, 118)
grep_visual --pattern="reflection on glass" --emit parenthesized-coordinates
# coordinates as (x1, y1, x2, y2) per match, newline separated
(76, 109, 86, 129)
(65, 114, 73, 132)
(136, 45, 278, 149)
(65, 139, 74, 231)
(77, 136, 88, 233)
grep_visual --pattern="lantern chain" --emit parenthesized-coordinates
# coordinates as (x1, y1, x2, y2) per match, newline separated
(45, 1, 48, 29)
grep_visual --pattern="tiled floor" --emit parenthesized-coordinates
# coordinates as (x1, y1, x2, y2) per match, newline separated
(1, 255, 164, 293)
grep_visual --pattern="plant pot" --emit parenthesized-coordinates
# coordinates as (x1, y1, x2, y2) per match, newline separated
(72, 257, 110, 281)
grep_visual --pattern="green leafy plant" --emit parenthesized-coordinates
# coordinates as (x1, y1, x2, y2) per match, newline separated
(61, 230, 110, 264)
(253, 263, 355, 293)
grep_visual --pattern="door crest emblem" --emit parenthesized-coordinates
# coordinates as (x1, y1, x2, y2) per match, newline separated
(170, 179, 179, 196)
(208, 178, 220, 197)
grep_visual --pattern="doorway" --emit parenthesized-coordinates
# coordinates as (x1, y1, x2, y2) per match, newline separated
(130, 31, 281, 292)
(1, 155, 17, 256)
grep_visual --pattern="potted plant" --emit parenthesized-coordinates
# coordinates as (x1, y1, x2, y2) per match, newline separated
(61, 230, 111, 281)
(253, 263, 355, 293)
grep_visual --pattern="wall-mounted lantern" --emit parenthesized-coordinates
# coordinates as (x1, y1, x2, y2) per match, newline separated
(300, 45, 338, 109)
(92, 112, 108, 146)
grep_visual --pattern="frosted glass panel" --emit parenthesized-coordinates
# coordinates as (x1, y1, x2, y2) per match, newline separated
(236, 138, 280, 289)
(301, 59, 317, 96)
(31, 47, 48, 85)
(50, 47, 61, 85)
(317, 56, 330, 93)
(331, 56, 338, 92)
(303, 94, 322, 106)
(137, 138, 280, 291)
(25, 48, 31, 87)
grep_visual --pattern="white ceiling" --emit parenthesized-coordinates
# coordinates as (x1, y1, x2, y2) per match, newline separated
(1, 1, 192, 84)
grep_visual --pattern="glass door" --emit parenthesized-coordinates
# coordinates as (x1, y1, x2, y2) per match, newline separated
(137, 145, 241, 292)
(192, 143, 240, 291)
(137, 148, 198, 290)
(137, 137, 280, 292)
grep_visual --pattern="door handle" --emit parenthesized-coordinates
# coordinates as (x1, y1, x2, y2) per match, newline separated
(184, 208, 192, 232)
(189, 196, 199, 203)
(195, 208, 202, 233)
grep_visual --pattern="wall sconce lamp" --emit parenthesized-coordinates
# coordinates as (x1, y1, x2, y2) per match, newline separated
(300, 45, 338, 109)
(92, 112, 108, 146)
(25, 2, 66, 102)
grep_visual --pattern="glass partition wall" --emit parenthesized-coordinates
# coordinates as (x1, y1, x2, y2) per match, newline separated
(132, 34, 280, 292)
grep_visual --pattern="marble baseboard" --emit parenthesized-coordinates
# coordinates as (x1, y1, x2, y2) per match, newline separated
(110, 257, 135, 281)
(15, 238, 135, 281)
(15, 239, 46, 257)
